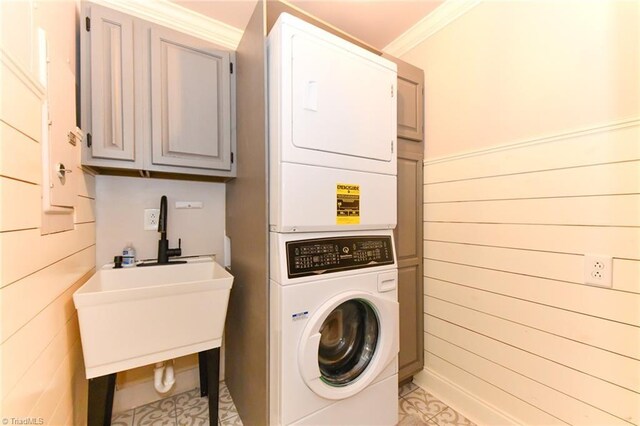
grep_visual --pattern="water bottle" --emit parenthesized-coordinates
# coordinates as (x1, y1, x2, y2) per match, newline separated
(123, 243, 136, 267)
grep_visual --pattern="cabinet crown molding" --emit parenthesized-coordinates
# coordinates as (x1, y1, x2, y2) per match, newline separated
(91, 0, 242, 49)
(383, 0, 481, 57)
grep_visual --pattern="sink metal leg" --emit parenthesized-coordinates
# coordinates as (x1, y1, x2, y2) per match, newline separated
(87, 372, 117, 426)
(199, 348, 220, 426)
(199, 351, 208, 397)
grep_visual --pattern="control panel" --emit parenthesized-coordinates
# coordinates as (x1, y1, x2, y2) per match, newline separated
(286, 236, 394, 278)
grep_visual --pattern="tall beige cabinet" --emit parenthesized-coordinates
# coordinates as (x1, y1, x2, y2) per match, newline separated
(387, 56, 425, 382)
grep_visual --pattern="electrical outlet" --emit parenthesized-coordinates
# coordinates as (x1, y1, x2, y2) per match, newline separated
(144, 209, 160, 231)
(583, 254, 612, 287)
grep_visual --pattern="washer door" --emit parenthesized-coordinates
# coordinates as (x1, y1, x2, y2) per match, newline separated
(298, 290, 398, 400)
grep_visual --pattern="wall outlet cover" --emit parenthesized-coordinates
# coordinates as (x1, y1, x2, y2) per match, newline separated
(583, 254, 613, 287)
(144, 209, 161, 231)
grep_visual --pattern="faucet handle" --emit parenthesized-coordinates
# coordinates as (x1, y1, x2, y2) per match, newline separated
(167, 238, 182, 258)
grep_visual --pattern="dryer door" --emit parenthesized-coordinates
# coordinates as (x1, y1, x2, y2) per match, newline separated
(299, 290, 398, 400)
(269, 13, 397, 176)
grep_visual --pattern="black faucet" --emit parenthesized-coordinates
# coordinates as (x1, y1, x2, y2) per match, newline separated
(157, 195, 182, 264)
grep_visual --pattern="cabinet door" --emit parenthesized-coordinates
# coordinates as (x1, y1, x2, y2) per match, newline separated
(396, 152, 424, 382)
(396, 59, 424, 142)
(88, 5, 136, 161)
(391, 55, 425, 383)
(150, 27, 232, 171)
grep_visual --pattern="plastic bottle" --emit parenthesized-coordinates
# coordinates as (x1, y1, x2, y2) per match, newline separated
(122, 243, 136, 267)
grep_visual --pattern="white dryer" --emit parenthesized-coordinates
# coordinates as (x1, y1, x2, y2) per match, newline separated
(270, 230, 399, 425)
(268, 14, 398, 233)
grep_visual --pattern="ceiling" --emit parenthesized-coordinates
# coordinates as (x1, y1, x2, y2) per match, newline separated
(172, 0, 444, 50)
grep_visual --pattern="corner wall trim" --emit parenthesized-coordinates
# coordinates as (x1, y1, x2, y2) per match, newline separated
(383, 0, 481, 57)
(0, 47, 46, 99)
(413, 368, 520, 426)
(94, 0, 242, 49)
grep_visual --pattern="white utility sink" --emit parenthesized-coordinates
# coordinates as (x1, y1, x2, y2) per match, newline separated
(73, 257, 233, 378)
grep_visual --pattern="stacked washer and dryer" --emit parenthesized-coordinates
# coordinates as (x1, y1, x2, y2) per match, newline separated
(267, 14, 400, 425)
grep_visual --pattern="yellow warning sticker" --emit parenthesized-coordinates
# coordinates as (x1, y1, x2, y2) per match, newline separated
(336, 183, 360, 225)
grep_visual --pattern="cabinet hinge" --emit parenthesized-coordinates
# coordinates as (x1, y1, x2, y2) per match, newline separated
(86, 17, 91, 32)
(391, 84, 394, 97)
(231, 152, 234, 163)
(87, 133, 92, 148)
(391, 140, 394, 153)
(230, 62, 233, 74)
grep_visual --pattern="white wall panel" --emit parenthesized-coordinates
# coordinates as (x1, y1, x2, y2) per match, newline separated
(0, 177, 40, 232)
(425, 297, 640, 393)
(0, 121, 41, 185)
(422, 353, 562, 425)
(423, 122, 640, 183)
(425, 259, 640, 324)
(425, 160, 640, 202)
(425, 279, 640, 359)
(424, 222, 640, 260)
(427, 317, 639, 423)
(424, 241, 640, 293)
(426, 195, 640, 227)
(1, 246, 95, 342)
(425, 335, 631, 425)
(408, 1, 639, 423)
(0, 8, 94, 421)
(0, 223, 95, 288)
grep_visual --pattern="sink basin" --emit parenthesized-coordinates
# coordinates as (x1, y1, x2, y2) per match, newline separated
(73, 257, 233, 378)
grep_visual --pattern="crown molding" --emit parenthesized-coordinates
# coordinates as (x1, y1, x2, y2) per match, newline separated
(92, 0, 243, 50)
(384, 0, 481, 57)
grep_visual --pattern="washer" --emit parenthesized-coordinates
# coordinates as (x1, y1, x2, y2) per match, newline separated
(270, 230, 399, 425)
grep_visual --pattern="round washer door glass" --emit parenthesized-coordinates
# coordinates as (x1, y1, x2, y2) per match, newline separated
(318, 299, 379, 386)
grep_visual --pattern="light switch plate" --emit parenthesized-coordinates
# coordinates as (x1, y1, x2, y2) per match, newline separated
(175, 201, 203, 209)
(583, 254, 612, 287)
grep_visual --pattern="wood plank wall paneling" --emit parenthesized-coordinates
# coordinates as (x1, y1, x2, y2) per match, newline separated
(0, 121, 41, 184)
(424, 122, 640, 184)
(423, 121, 640, 425)
(0, 177, 41, 231)
(1, 46, 94, 424)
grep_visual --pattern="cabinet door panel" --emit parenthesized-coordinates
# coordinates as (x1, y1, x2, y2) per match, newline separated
(396, 60, 423, 142)
(397, 156, 421, 260)
(89, 5, 135, 161)
(150, 27, 231, 171)
(396, 149, 424, 382)
(398, 264, 423, 380)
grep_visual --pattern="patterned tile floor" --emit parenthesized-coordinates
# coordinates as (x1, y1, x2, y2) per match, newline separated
(111, 382, 242, 426)
(398, 382, 476, 426)
(112, 381, 474, 425)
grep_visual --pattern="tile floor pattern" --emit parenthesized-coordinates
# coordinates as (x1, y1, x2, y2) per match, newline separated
(398, 382, 476, 426)
(112, 381, 474, 426)
(111, 382, 242, 426)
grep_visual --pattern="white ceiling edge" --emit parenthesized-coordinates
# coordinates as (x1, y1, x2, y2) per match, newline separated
(383, 0, 481, 57)
(93, 0, 243, 50)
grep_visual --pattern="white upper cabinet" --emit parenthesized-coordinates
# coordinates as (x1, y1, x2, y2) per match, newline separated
(150, 27, 232, 171)
(88, 6, 136, 162)
(80, 3, 236, 178)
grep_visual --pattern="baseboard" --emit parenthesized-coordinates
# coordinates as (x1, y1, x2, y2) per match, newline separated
(413, 368, 520, 425)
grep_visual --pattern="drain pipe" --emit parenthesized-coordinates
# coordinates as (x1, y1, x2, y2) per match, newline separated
(154, 360, 176, 394)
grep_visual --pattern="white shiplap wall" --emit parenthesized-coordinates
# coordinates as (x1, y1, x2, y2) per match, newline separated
(1, 2, 94, 423)
(419, 121, 640, 425)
